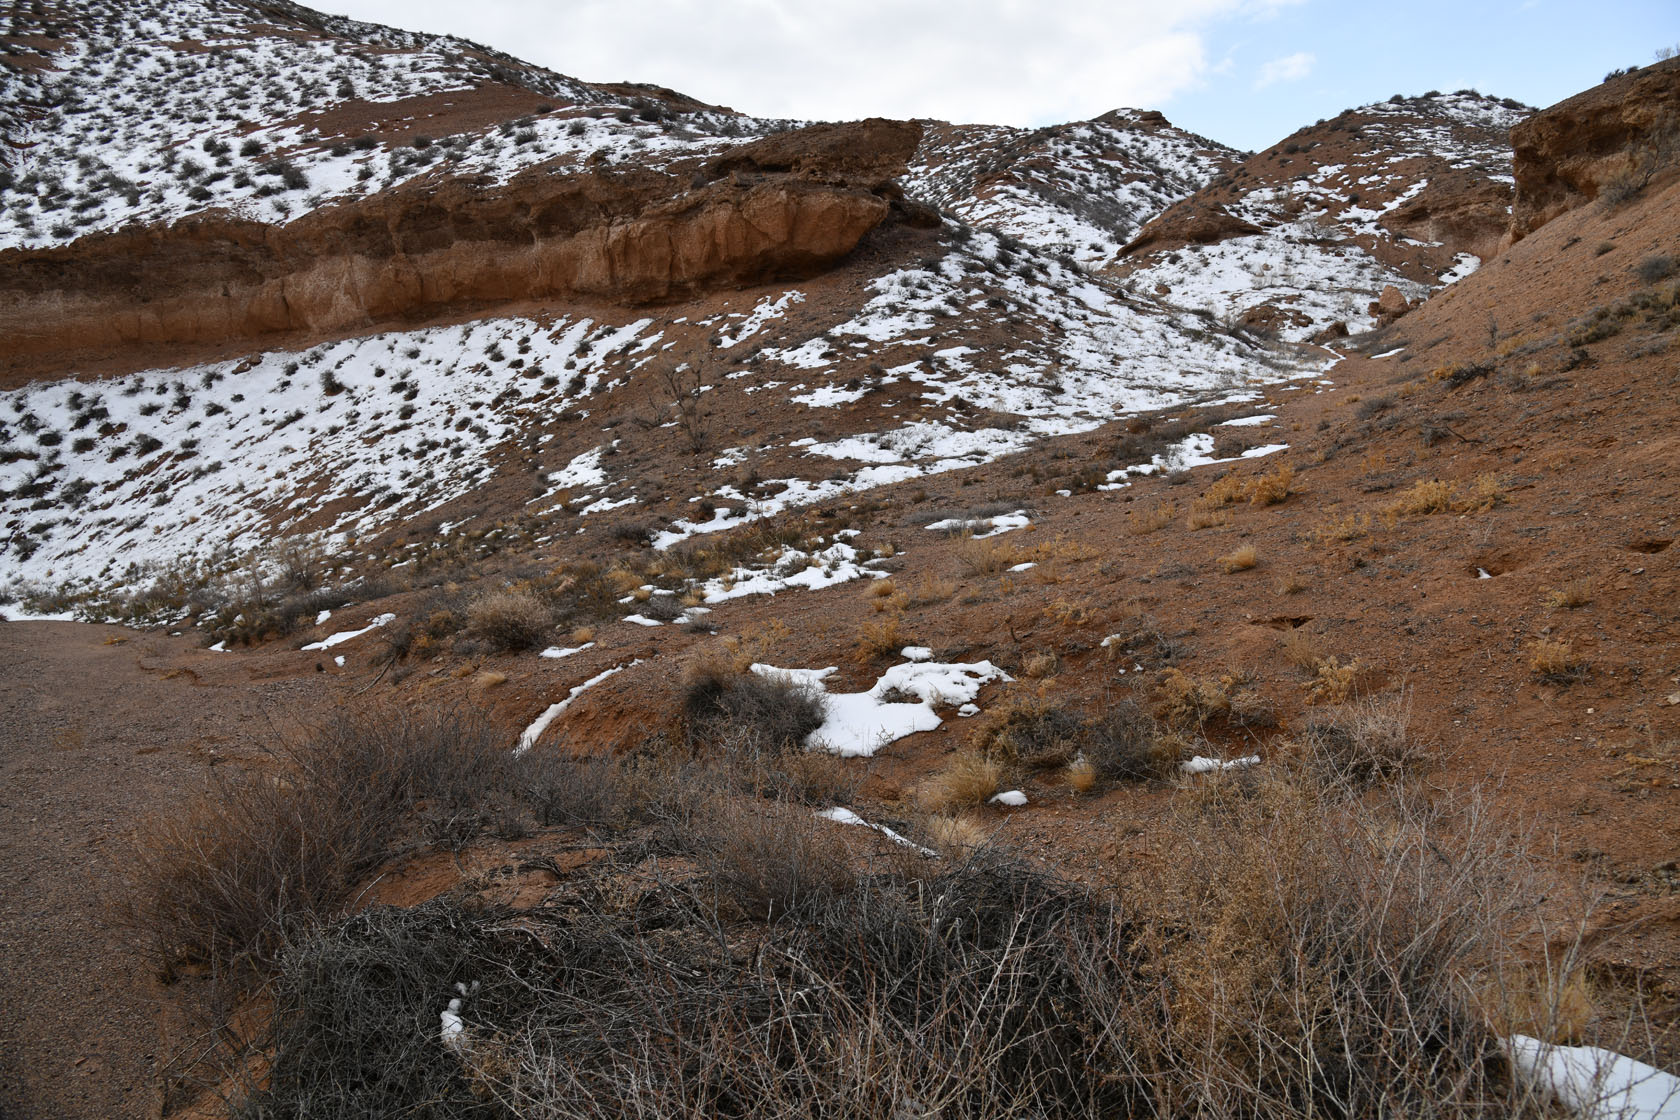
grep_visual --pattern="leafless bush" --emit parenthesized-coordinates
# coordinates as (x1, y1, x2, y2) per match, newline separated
(1295, 692, 1428, 788)
(682, 659, 826, 759)
(695, 802, 856, 919)
(1108, 779, 1545, 1120)
(241, 781, 1581, 1120)
(466, 586, 553, 651)
(116, 709, 514, 979)
(1084, 699, 1173, 780)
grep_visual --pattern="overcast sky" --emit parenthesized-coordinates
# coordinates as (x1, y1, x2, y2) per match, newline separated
(325, 0, 1677, 151)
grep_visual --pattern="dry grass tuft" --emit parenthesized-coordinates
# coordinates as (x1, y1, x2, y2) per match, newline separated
(1529, 638, 1585, 683)
(1280, 629, 1323, 672)
(1310, 511, 1372, 543)
(1245, 462, 1294, 506)
(1218, 545, 1258, 572)
(922, 813, 988, 856)
(853, 615, 905, 663)
(1384, 474, 1503, 520)
(1544, 580, 1593, 610)
(1065, 756, 1097, 793)
(907, 574, 957, 606)
(956, 536, 1025, 575)
(1483, 964, 1596, 1045)
(1303, 656, 1365, 705)
(920, 752, 1004, 811)
(1185, 502, 1229, 531)
(1022, 650, 1060, 679)
(1127, 500, 1178, 535)
(1044, 597, 1092, 627)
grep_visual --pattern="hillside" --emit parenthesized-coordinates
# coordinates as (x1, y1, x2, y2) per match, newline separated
(1119, 90, 1534, 341)
(2, 4, 1679, 1118)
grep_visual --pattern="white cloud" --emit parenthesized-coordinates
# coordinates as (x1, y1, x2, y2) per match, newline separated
(1254, 50, 1315, 89)
(324, 0, 1306, 127)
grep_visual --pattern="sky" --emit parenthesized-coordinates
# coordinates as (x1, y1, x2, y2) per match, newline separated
(325, 0, 1678, 151)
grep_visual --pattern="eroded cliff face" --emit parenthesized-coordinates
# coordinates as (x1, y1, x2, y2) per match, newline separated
(0, 118, 922, 365)
(1509, 59, 1680, 239)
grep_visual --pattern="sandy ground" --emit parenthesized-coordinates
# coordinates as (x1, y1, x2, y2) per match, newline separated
(0, 622, 341, 1120)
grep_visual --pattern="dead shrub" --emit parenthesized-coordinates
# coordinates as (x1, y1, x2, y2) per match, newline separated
(1122, 778, 1543, 1120)
(697, 802, 855, 919)
(1295, 693, 1426, 788)
(465, 587, 553, 651)
(116, 710, 515, 978)
(682, 657, 827, 758)
(522, 751, 639, 827)
(244, 782, 1578, 1120)
(1101, 611, 1182, 666)
(762, 750, 858, 806)
(970, 692, 1086, 768)
(1155, 668, 1233, 730)
(1303, 655, 1365, 705)
(1084, 699, 1175, 781)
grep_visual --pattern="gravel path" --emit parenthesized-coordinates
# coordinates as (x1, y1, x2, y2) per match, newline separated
(0, 622, 338, 1120)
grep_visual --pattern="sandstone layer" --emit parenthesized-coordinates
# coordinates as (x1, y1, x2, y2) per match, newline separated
(0, 118, 922, 363)
(1509, 58, 1680, 238)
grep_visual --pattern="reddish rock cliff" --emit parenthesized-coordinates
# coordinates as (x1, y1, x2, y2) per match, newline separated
(1509, 59, 1680, 238)
(0, 118, 922, 365)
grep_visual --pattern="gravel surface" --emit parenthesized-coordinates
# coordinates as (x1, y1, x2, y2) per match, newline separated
(0, 621, 340, 1120)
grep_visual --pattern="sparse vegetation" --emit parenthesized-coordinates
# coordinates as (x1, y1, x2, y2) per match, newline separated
(229, 763, 1587, 1120)
(683, 653, 826, 758)
(1218, 544, 1258, 572)
(1529, 638, 1585, 683)
(465, 586, 553, 651)
(1545, 579, 1593, 610)
(920, 751, 1004, 810)
(117, 710, 525, 979)
(1295, 693, 1426, 787)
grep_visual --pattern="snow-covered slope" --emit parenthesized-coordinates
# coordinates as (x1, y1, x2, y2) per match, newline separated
(904, 110, 1237, 267)
(0, 218, 1314, 593)
(1121, 92, 1532, 342)
(0, 0, 768, 250)
(0, 2, 1531, 611)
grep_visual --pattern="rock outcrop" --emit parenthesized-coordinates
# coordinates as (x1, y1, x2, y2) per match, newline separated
(1509, 59, 1680, 239)
(0, 118, 922, 365)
